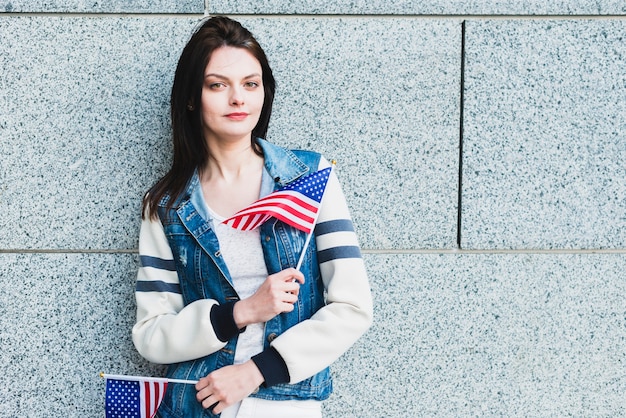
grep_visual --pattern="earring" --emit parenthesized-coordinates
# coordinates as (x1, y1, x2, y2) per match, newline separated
(187, 104, 195, 111)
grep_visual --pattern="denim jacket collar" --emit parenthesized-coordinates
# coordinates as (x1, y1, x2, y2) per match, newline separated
(257, 138, 310, 188)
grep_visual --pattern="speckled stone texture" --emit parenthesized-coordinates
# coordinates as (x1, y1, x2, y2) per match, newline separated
(239, 17, 461, 250)
(0, 16, 461, 251)
(325, 254, 626, 417)
(3, 253, 624, 417)
(0, 253, 165, 417)
(209, 0, 626, 15)
(1, 1, 201, 13)
(462, 20, 626, 249)
(0, 16, 197, 250)
(2, 10, 626, 418)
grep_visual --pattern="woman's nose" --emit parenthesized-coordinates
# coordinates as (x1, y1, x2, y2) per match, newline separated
(230, 87, 244, 105)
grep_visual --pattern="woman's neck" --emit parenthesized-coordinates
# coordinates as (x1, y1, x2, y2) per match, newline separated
(200, 138, 265, 217)
(202, 138, 262, 183)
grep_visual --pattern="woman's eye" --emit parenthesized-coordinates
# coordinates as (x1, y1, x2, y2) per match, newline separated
(244, 81, 260, 88)
(209, 82, 226, 90)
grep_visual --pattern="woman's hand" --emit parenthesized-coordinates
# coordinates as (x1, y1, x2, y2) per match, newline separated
(233, 268, 304, 328)
(195, 360, 264, 414)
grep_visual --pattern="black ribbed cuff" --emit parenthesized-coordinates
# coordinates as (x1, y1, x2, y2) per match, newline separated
(251, 346, 290, 387)
(209, 301, 241, 342)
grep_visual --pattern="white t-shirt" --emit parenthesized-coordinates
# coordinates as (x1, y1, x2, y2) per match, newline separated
(203, 197, 321, 418)
(205, 204, 267, 365)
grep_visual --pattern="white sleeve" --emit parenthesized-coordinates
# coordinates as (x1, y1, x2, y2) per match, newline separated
(271, 158, 373, 383)
(131, 213, 227, 364)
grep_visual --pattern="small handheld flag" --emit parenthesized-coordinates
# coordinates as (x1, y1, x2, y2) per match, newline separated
(105, 377, 165, 418)
(102, 373, 198, 418)
(222, 167, 332, 233)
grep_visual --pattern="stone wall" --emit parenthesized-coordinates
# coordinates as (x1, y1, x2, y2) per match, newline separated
(1, 1, 624, 416)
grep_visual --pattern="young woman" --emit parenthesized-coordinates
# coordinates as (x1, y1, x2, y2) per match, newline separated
(133, 16, 372, 417)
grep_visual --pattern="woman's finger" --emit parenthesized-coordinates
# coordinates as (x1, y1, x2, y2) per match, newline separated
(274, 268, 305, 284)
(208, 401, 219, 413)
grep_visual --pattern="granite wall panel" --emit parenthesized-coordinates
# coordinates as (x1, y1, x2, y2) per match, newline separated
(0, 16, 196, 250)
(1, 1, 201, 13)
(462, 20, 626, 249)
(209, 0, 626, 16)
(0, 253, 164, 417)
(325, 254, 626, 417)
(2, 6, 625, 418)
(3, 254, 623, 416)
(238, 17, 461, 250)
(0, 16, 461, 251)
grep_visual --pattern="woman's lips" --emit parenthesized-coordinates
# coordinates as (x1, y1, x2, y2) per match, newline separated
(225, 112, 249, 121)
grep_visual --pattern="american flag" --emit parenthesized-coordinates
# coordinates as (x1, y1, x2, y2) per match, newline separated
(223, 167, 331, 233)
(105, 378, 167, 418)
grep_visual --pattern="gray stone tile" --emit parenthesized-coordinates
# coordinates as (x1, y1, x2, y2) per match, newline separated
(1, 1, 201, 13)
(3, 252, 625, 416)
(238, 18, 461, 249)
(210, 0, 626, 15)
(0, 16, 199, 250)
(324, 253, 626, 416)
(462, 20, 626, 249)
(1, 16, 460, 251)
(0, 253, 163, 417)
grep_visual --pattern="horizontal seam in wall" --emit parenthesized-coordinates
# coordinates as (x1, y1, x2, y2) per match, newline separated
(0, 249, 137, 254)
(221, 14, 626, 20)
(0, 249, 625, 255)
(1, 13, 626, 19)
(362, 249, 626, 254)
(0, 12, 203, 18)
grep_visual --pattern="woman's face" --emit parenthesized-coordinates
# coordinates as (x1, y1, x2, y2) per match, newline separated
(200, 46, 265, 146)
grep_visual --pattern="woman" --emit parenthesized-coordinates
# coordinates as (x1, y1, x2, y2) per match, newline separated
(133, 16, 372, 417)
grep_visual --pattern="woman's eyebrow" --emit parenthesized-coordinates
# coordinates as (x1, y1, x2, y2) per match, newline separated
(204, 73, 262, 80)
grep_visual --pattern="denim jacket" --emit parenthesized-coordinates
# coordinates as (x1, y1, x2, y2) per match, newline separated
(155, 139, 331, 418)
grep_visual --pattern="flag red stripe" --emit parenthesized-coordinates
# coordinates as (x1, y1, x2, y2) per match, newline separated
(234, 214, 267, 230)
(240, 214, 257, 230)
(226, 204, 316, 233)
(233, 201, 316, 224)
(229, 195, 317, 222)
(241, 192, 318, 213)
(153, 382, 160, 417)
(269, 211, 314, 233)
(143, 381, 150, 418)
(141, 381, 166, 418)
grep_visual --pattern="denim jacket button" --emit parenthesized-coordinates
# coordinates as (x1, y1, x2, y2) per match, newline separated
(267, 333, 278, 342)
(265, 236, 271, 242)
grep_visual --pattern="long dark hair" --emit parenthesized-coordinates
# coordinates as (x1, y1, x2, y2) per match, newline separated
(143, 16, 276, 219)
